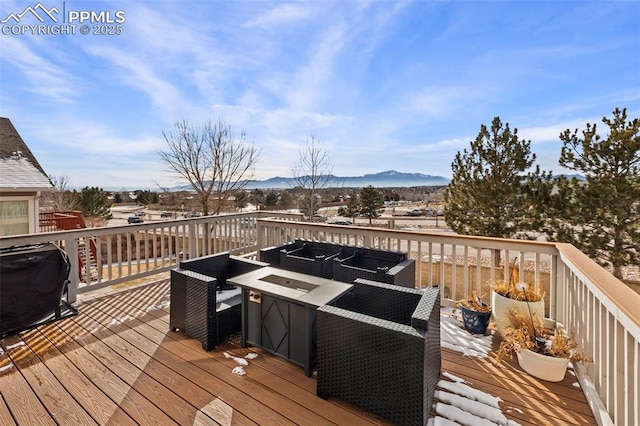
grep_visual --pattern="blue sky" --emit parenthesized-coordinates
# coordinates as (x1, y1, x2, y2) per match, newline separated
(1, 0, 639, 190)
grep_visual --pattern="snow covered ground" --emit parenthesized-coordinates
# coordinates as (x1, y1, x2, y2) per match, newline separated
(433, 309, 522, 425)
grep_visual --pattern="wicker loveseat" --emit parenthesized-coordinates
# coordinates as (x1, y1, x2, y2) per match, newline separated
(331, 246, 415, 287)
(316, 278, 440, 426)
(280, 240, 345, 278)
(170, 252, 268, 350)
(260, 240, 415, 286)
(259, 239, 343, 278)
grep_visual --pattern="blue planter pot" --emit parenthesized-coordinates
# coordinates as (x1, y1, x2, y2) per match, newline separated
(461, 304, 492, 334)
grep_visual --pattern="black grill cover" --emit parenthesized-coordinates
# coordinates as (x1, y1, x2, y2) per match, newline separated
(0, 243, 71, 337)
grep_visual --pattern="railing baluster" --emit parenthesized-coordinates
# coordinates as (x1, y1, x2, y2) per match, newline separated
(3, 212, 638, 424)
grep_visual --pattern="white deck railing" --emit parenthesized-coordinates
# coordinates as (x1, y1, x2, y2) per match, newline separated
(0, 211, 301, 300)
(1, 213, 637, 425)
(255, 218, 638, 426)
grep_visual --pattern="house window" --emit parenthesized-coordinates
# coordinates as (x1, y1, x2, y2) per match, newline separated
(0, 200, 29, 236)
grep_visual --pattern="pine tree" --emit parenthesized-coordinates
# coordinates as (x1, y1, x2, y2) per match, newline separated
(74, 187, 112, 221)
(340, 194, 361, 221)
(265, 191, 279, 208)
(278, 190, 294, 210)
(359, 185, 384, 224)
(545, 108, 640, 280)
(445, 117, 550, 240)
(234, 190, 248, 211)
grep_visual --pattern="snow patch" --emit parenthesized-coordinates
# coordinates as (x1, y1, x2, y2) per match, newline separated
(433, 416, 461, 426)
(232, 366, 246, 376)
(433, 402, 496, 426)
(441, 314, 492, 358)
(109, 315, 133, 325)
(6, 341, 25, 350)
(442, 371, 468, 384)
(437, 380, 502, 408)
(435, 390, 508, 424)
(432, 373, 521, 426)
(147, 300, 170, 311)
(224, 352, 248, 366)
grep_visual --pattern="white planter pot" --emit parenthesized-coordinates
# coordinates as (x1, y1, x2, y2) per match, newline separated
(491, 291, 545, 335)
(516, 348, 569, 382)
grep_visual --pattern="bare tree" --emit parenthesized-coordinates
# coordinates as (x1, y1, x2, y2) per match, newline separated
(159, 120, 260, 215)
(42, 173, 78, 212)
(291, 136, 333, 221)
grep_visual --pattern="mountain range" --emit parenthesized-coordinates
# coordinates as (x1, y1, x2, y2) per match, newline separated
(242, 170, 450, 189)
(164, 170, 450, 192)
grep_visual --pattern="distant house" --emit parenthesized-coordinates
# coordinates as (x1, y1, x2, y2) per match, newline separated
(0, 117, 53, 236)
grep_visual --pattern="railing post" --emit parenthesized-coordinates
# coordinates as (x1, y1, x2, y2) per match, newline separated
(363, 230, 372, 247)
(550, 254, 562, 323)
(65, 235, 79, 303)
(256, 220, 266, 260)
(188, 222, 197, 259)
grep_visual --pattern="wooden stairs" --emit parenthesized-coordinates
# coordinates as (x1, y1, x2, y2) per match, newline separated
(39, 211, 100, 282)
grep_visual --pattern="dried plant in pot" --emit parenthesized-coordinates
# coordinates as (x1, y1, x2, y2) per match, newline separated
(490, 260, 545, 334)
(455, 293, 492, 335)
(494, 310, 590, 382)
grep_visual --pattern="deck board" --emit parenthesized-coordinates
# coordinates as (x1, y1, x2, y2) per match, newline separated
(37, 320, 174, 426)
(2, 332, 99, 425)
(0, 393, 16, 426)
(0, 345, 54, 426)
(21, 325, 132, 425)
(441, 348, 595, 425)
(0, 279, 597, 425)
(98, 282, 384, 426)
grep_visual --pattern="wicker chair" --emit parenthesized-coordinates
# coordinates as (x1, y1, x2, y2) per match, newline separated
(316, 278, 440, 426)
(332, 246, 416, 287)
(170, 252, 268, 350)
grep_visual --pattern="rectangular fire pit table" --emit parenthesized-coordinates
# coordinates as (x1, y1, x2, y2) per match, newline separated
(229, 267, 353, 376)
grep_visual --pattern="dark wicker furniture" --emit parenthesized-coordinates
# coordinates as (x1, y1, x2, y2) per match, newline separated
(260, 240, 415, 287)
(332, 246, 415, 287)
(316, 278, 440, 426)
(279, 240, 344, 278)
(259, 240, 342, 278)
(170, 252, 268, 350)
(258, 241, 298, 267)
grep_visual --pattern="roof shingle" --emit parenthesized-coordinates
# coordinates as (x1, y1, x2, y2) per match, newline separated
(0, 117, 53, 190)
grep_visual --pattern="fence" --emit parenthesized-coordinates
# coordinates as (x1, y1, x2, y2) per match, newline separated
(255, 218, 639, 426)
(1, 212, 638, 425)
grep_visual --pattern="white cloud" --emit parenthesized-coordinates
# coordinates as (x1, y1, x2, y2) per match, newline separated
(243, 3, 312, 28)
(83, 44, 187, 120)
(284, 23, 349, 110)
(1, 37, 77, 101)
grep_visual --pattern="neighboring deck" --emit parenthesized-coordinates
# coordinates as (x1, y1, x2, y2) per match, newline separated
(0, 279, 596, 425)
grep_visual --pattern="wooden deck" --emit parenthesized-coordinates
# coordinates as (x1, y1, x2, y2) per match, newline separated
(0, 279, 596, 425)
